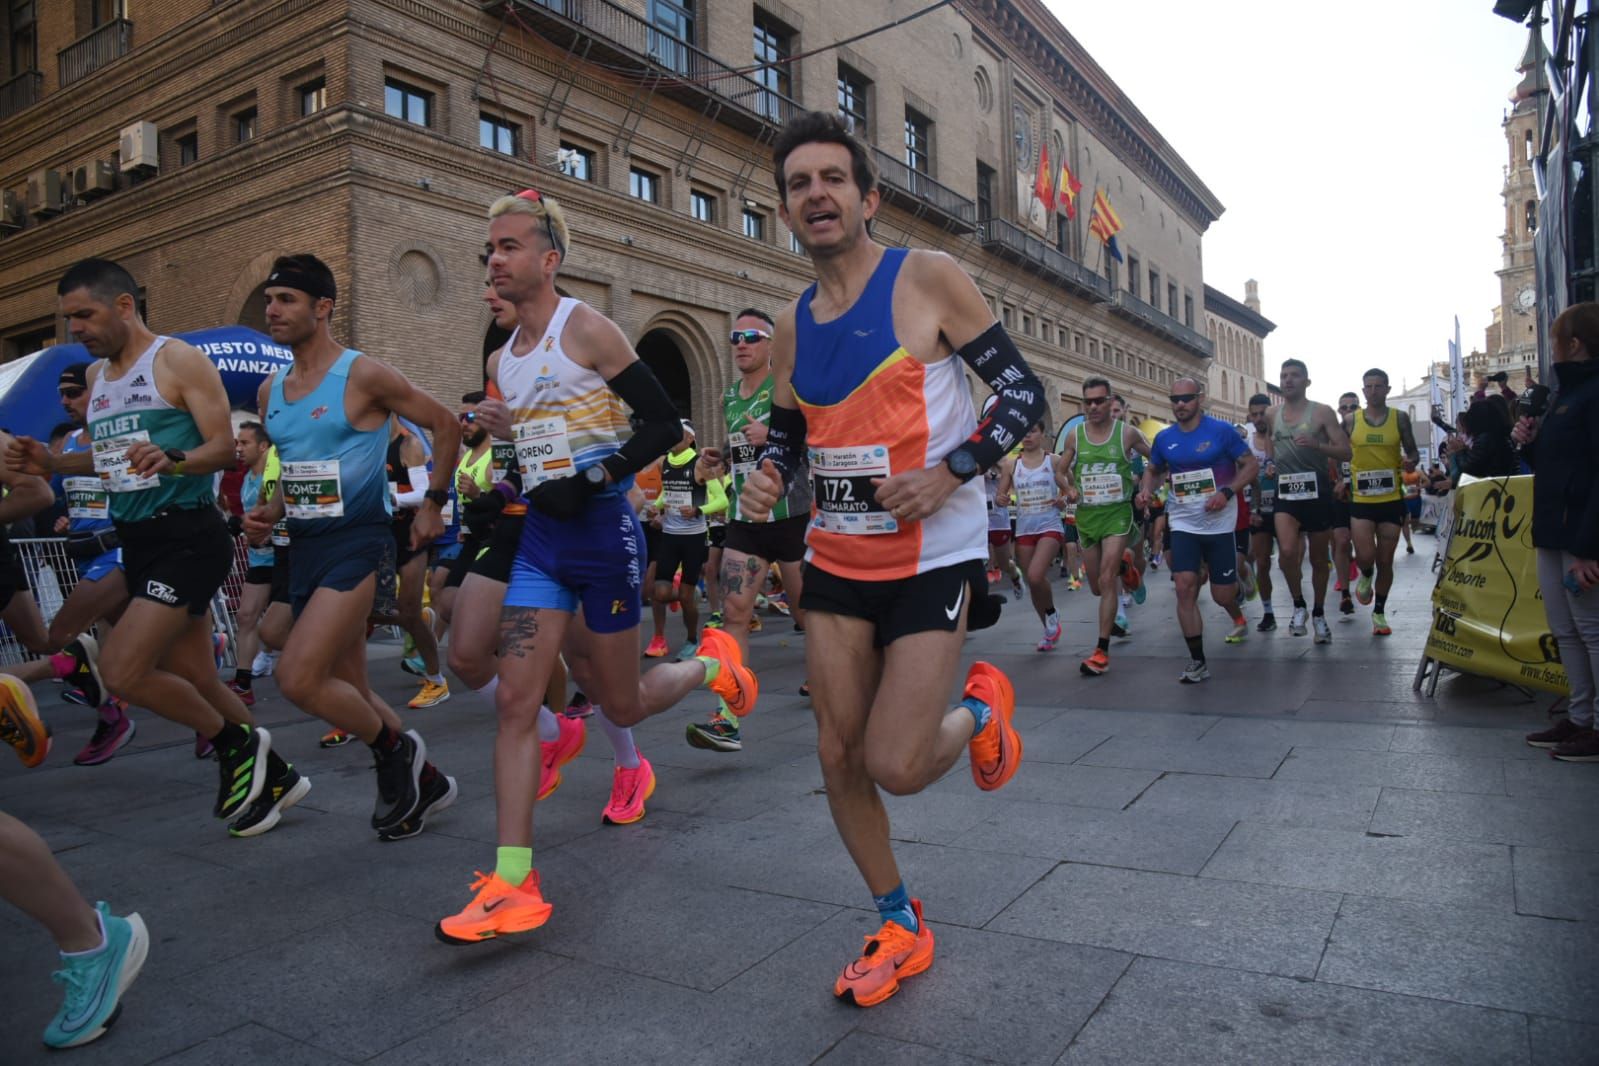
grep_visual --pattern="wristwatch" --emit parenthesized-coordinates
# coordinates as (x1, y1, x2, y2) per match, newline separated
(583, 465, 608, 489)
(163, 448, 186, 466)
(944, 448, 980, 482)
(423, 488, 449, 508)
(1220, 486, 1236, 500)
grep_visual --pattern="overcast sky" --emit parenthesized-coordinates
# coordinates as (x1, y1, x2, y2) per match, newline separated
(1043, 1, 1533, 403)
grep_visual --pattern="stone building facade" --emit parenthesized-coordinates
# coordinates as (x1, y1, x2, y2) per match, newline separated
(1202, 280, 1273, 425)
(0, 0, 1221, 434)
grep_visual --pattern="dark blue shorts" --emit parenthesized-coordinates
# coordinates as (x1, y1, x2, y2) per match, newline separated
(288, 523, 390, 617)
(1170, 530, 1238, 584)
(79, 548, 123, 584)
(506, 493, 644, 635)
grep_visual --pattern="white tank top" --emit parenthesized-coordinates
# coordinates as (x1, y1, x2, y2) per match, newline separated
(1013, 453, 1064, 537)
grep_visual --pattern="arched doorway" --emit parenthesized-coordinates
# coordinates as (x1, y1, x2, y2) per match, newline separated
(636, 328, 692, 418)
(237, 281, 270, 333)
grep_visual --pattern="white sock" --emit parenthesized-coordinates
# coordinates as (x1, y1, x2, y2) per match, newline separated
(61, 909, 108, 957)
(597, 705, 640, 769)
(473, 676, 499, 706)
(1118, 592, 1131, 609)
(537, 704, 560, 742)
(1262, 598, 1273, 612)
(426, 673, 446, 685)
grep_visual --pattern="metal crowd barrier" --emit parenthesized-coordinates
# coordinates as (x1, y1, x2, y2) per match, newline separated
(0, 536, 248, 668)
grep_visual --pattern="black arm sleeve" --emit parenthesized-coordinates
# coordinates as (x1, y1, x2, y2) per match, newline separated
(950, 322, 1049, 478)
(757, 403, 808, 493)
(600, 361, 682, 482)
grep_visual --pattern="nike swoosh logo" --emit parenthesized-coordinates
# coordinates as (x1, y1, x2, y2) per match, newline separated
(944, 583, 966, 621)
(61, 943, 120, 1029)
(483, 897, 506, 913)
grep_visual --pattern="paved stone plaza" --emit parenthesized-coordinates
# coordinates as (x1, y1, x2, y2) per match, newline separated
(2, 537, 1594, 1064)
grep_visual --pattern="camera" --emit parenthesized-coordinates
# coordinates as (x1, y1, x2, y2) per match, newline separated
(1517, 383, 1551, 420)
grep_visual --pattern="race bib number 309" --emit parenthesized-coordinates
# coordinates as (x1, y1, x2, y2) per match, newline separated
(809, 444, 896, 535)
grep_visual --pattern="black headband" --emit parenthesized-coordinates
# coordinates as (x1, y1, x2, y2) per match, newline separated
(266, 268, 336, 302)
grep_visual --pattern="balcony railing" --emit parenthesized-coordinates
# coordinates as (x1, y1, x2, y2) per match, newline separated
(869, 147, 976, 233)
(59, 18, 133, 87)
(488, 0, 802, 135)
(978, 218, 1111, 303)
(1110, 290, 1214, 359)
(0, 70, 43, 121)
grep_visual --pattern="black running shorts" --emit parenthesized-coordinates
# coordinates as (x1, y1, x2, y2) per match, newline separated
(1350, 499, 1408, 528)
(723, 515, 809, 565)
(654, 531, 709, 587)
(467, 505, 526, 585)
(800, 558, 987, 648)
(119, 507, 234, 617)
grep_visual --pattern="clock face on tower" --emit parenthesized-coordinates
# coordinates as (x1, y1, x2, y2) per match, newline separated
(1013, 103, 1032, 172)
(1515, 285, 1536, 313)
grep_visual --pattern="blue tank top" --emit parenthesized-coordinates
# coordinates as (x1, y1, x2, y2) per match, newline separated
(240, 470, 276, 567)
(266, 349, 390, 537)
(59, 430, 114, 535)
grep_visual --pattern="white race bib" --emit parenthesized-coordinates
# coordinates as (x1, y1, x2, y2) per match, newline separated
(63, 476, 109, 520)
(660, 488, 693, 511)
(1017, 482, 1054, 515)
(1080, 471, 1125, 507)
(514, 417, 574, 486)
(1170, 467, 1218, 501)
(282, 460, 344, 519)
(91, 431, 160, 493)
(1278, 471, 1319, 501)
(271, 521, 290, 547)
(809, 444, 896, 535)
(729, 430, 759, 480)
(1354, 469, 1397, 498)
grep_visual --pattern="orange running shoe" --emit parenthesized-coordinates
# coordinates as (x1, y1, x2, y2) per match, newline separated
(644, 635, 669, 658)
(1120, 549, 1142, 594)
(537, 713, 586, 802)
(435, 869, 553, 944)
(0, 674, 50, 768)
(1080, 648, 1110, 676)
(602, 755, 656, 825)
(695, 627, 758, 718)
(833, 899, 935, 1007)
(965, 661, 1022, 791)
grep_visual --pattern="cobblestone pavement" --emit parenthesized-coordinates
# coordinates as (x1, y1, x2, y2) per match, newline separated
(2, 535, 1592, 1064)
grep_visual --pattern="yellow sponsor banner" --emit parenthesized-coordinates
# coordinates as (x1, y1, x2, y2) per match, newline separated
(1425, 475, 1569, 694)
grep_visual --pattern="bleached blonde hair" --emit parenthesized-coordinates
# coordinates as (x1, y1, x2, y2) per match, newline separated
(488, 192, 570, 260)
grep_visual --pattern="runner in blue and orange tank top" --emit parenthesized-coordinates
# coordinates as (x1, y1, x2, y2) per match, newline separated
(434, 189, 757, 946)
(737, 112, 1045, 1007)
(9, 258, 281, 831)
(245, 253, 461, 841)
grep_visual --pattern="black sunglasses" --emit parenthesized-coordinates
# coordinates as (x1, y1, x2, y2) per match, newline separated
(1083, 396, 1109, 406)
(730, 329, 771, 345)
(1169, 393, 1199, 404)
(1338, 403, 1359, 412)
(58, 387, 85, 399)
(511, 189, 564, 258)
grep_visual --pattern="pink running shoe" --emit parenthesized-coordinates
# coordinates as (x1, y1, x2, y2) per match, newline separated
(537, 713, 586, 801)
(602, 755, 656, 825)
(74, 703, 136, 766)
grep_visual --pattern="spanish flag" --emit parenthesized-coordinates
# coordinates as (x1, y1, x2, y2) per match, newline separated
(1058, 162, 1083, 221)
(1033, 144, 1055, 214)
(1088, 188, 1124, 262)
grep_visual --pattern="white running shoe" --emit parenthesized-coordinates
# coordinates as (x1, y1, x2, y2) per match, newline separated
(1313, 615, 1333, 644)
(1289, 606, 1308, 636)
(1179, 660, 1210, 684)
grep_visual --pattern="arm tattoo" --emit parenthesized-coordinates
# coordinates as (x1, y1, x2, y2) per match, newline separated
(498, 606, 541, 660)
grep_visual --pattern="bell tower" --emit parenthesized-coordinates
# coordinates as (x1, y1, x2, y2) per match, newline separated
(1494, 22, 1548, 389)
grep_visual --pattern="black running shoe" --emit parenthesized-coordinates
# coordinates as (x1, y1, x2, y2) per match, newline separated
(65, 636, 103, 709)
(213, 726, 271, 820)
(685, 714, 742, 752)
(371, 729, 426, 831)
(228, 763, 311, 838)
(377, 772, 458, 841)
(1339, 596, 1355, 616)
(1256, 613, 1277, 632)
(1110, 622, 1128, 639)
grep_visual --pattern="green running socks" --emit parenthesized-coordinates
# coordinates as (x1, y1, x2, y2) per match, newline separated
(496, 846, 532, 887)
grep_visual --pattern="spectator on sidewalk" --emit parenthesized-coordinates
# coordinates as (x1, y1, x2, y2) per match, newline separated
(1516, 302, 1599, 762)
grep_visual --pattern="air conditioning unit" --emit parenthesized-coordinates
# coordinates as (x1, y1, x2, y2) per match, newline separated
(26, 169, 65, 217)
(73, 160, 115, 199)
(118, 121, 158, 173)
(0, 190, 22, 232)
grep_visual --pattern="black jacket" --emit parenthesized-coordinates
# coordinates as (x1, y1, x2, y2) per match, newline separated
(1527, 358, 1599, 557)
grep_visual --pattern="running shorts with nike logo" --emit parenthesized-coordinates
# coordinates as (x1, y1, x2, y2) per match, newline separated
(798, 559, 987, 648)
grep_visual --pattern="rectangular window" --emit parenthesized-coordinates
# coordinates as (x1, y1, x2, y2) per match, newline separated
(234, 107, 257, 143)
(1183, 293, 1195, 327)
(298, 78, 326, 116)
(742, 209, 765, 240)
(648, 0, 694, 76)
(177, 132, 198, 165)
(690, 189, 715, 223)
(479, 114, 518, 155)
(3, 320, 55, 365)
(1055, 213, 1070, 254)
(1074, 333, 1083, 354)
(904, 107, 931, 174)
(384, 78, 431, 127)
(1002, 305, 1014, 330)
(558, 142, 595, 181)
(976, 163, 994, 222)
(837, 64, 869, 137)
(629, 167, 659, 203)
(752, 11, 793, 122)
(1127, 255, 1140, 297)
(789, 230, 804, 254)
(1168, 282, 1179, 318)
(1148, 268, 1160, 307)
(1022, 313, 1034, 337)
(90, 0, 123, 29)
(10, 0, 38, 77)
(1088, 339, 1098, 360)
